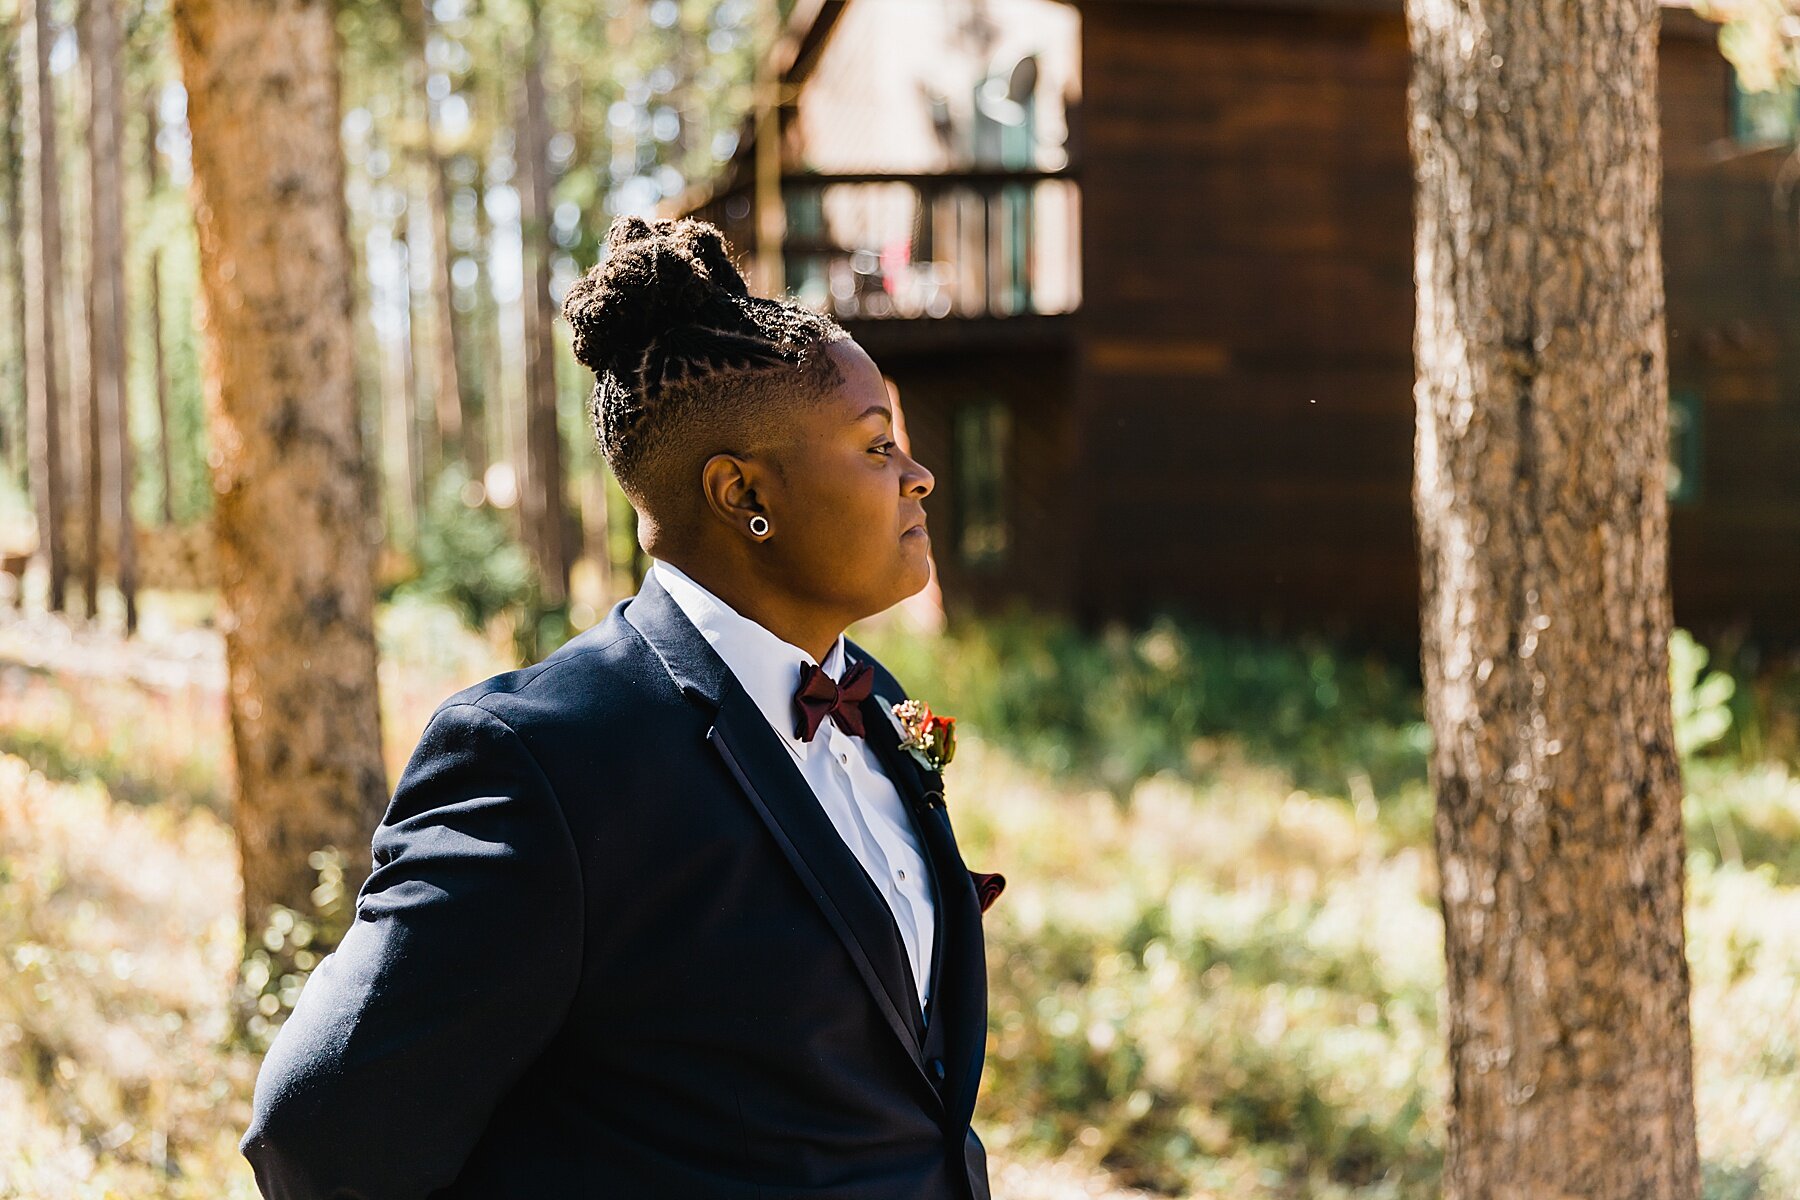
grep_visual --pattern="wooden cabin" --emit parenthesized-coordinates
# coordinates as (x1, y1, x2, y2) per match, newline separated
(672, 0, 1800, 645)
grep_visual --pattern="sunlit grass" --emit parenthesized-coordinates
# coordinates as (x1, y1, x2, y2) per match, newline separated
(0, 756, 260, 1199)
(2, 598, 1797, 1197)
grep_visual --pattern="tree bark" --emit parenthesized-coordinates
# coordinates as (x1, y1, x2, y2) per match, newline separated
(473, 151, 504, 486)
(19, 0, 68, 612)
(143, 84, 175, 525)
(84, 0, 134, 632)
(65, 0, 99, 619)
(516, 0, 567, 607)
(398, 0, 474, 481)
(1404, 0, 1701, 1195)
(170, 0, 388, 944)
(396, 215, 426, 530)
(2, 36, 26, 487)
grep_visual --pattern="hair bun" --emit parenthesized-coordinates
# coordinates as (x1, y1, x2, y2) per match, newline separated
(562, 216, 752, 374)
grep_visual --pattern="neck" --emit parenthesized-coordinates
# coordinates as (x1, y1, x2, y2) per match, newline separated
(660, 556, 847, 665)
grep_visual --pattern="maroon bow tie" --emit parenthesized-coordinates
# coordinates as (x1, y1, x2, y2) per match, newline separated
(793, 660, 874, 741)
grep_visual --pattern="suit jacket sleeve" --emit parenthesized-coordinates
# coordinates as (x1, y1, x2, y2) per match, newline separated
(239, 700, 584, 1200)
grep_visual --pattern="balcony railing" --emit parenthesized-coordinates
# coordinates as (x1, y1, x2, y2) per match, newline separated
(690, 168, 1081, 322)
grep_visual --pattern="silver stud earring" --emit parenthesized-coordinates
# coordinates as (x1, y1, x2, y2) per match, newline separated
(748, 515, 770, 537)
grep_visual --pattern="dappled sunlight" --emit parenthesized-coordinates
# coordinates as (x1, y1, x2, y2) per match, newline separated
(1, 602, 1797, 1196)
(0, 756, 259, 1199)
(956, 736, 1449, 1195)
(1685, 855, 1800, 1188)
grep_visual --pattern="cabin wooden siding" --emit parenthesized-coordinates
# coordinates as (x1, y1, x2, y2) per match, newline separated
(1071, 1, 1800, 640)
(680, 0, 1800, 641)
(1660, 34, 1800, 636)
(869, 338, 1081, 614)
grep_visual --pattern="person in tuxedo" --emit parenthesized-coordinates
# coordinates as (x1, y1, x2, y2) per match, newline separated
(239, 214, 999, 1200)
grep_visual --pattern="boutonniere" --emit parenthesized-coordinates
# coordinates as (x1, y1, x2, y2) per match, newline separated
(890, 699, 956, 777)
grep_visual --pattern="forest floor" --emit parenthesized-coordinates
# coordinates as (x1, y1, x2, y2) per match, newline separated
(0, 595, 1159, 1200)
(2, 594, 1798, 1199)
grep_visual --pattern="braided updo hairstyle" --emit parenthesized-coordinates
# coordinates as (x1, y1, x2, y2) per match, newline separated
(561, 215, 852, 510)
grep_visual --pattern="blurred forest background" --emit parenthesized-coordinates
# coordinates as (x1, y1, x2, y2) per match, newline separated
(2, 0, 1800, 1196)
(0, 0, 766, 633)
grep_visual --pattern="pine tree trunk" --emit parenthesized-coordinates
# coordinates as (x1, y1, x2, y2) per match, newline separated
(66, 0, 99, 620)
(143, 85, 175, 525)
(1403, 0, 1701, 1195)
(85, 0, 134, 632)
(426, 149, 469, 472)
(170, 0, 388, 945)
(399, 0, 473, 481)
(2, 37, 26, 487)
(396, 217, 426, 529)
(19, 0, 68, 612)
(473, 152, 503, 485)
(516, 0, 567, 607)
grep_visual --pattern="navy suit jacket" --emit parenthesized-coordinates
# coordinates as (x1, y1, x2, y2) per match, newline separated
(239, 572, 993, 1199)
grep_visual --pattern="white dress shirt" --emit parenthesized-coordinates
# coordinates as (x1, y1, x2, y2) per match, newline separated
(650, 558, 938, 1014)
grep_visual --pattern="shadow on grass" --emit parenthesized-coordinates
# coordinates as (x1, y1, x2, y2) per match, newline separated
(0, 727, 226, 814)
(0, 660, 228, 815)
(1705, 1157, 1777, 1200)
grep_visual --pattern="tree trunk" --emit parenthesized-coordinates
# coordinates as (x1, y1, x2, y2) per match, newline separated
(473, 151, 504, 487)
(516, 0, 567, 608)
(1403, 0, 1701, 1195)
(397, 216, 426, 530)
(170, 0, 388, 946)
(2, 36, 26, 488)
(19, 0, 68, 612)
(143, 84, 175, 525)
(398, 0, 474, 482)
(65, 0, 98, 619)
(84, 0, 134, 632)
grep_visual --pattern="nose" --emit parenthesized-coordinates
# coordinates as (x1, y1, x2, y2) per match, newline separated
(902, 450, 934, 499)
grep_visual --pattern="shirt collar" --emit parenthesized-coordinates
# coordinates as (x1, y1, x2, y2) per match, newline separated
(649, 558, 849, 757)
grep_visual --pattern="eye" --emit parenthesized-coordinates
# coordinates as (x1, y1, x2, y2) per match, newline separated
(870, 439, 897, 457)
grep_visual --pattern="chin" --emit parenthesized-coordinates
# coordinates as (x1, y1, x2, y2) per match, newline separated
(896, 546, 933, 598)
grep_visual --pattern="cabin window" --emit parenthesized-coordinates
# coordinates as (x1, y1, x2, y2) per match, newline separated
(1728, 64, 1800, 146)
(783, 190, 829, 309)
(954, 399, 1011, 566)
(973, 57, 1038, 315)
(1668, 385, 1702, 506)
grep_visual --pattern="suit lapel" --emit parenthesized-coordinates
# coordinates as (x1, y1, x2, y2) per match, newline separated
(624, 577, 937, 1096)
(853, 662, 990, 1128)
(856, 687, 951, 1016)
(707, 692, 929, 1062)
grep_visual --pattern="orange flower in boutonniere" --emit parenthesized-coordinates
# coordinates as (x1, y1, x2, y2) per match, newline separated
(891, 699, 956, 775)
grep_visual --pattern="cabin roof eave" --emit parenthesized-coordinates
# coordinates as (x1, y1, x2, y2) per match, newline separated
(668, 0, 1720, 219)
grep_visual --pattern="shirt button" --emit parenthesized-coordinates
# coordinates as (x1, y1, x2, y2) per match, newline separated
(838, 751, 848, 764)
(897, 869, 907, 881)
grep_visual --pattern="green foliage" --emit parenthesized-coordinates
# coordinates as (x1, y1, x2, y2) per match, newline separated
(866, 613, 1759, 817)
(234, 848, 355, 1053)
(1673, 627, 1739, 758)
(385, 467, 581, 665)
(857, 608, 1432, 805)
(986, 893, 1443, 1195)
(509, 592, 575, 665)
(393, 466, 535, 633)
(1694, 0, 1798, 95)
(1704, 1159, 1775, 1200)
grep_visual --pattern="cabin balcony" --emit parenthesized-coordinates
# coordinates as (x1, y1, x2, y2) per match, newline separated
(686, 168, 1081, 354)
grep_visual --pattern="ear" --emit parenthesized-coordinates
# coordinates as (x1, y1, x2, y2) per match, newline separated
(700, 452, 774, 540)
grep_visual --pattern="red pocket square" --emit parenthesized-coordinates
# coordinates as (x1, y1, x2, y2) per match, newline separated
(969, 870, 1006, 914)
